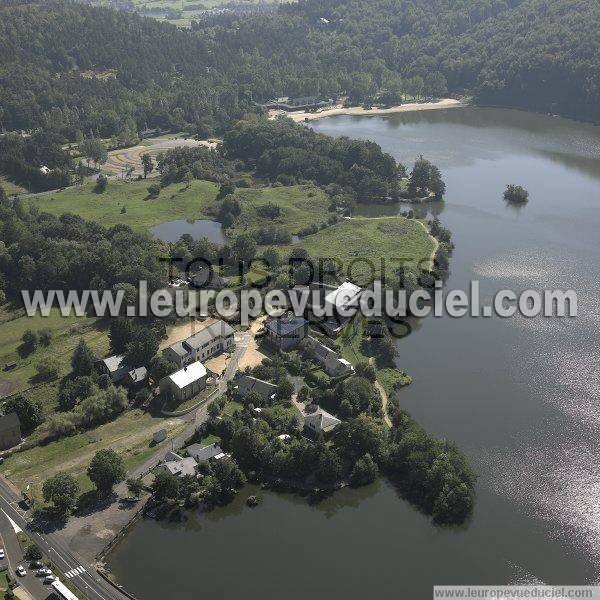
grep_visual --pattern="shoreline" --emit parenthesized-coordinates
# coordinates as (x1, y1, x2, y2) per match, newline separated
(270, 98, 466, 122)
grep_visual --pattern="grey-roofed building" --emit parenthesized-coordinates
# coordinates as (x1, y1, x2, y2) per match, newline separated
(186, 442, 223, 463)
(163, 319, 235, 367)
(264, 314, 308, 350)
(99, 354, 130, 383)
(152, 428, 167, 444)
(304, 407, 341, 434)
(236, 374, 278, 403)
(161, 455, 197, 478)
(163, 341, 189, 367)
(304, 336, 354, 377)
(124, 366, 148, 389)
(0, 413, 21, 450)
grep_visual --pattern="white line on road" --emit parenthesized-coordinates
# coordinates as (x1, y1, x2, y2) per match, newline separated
(1, 509, 21, 533)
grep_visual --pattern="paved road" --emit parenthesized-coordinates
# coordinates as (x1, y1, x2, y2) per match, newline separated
(0, 510, 48, 599)
(0, 478, 129, 600)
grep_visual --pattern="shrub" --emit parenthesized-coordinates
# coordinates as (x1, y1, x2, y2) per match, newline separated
(35, 358, 59, 381)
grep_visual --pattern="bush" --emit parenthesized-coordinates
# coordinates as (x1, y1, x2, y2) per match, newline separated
(24, 544, 43, 561)
(35, 358, 59, 381)
(94, 174, 108, 193)
(147, 183, 161, 198)
(38, 329, 52, 347)
(350, 453, 379, 487)
(21, 330, 38, 352)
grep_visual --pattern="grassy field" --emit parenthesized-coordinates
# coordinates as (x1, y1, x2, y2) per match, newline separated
(26, 180, 334, 242)
(226, 185, 333, 239)
(0, 176, 26, 196)
(0, 409, 186, 504)
(27, 178, 219, 231)
(0, 306, 109, 402)
(89, 0, 282, 27)
(290, 216, 436, 285)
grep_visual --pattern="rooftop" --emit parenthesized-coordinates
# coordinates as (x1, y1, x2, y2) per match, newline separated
(304, 407, 341, 433)
(102, 354, 128, 373)
(265, 315, 307, 337)
(182, 319, 235, 351)
(168, 361, 207, 389)
(324, 281, 362, 311)
(186, 442, 223, 462)
(163, 456, 197, 477)
(127, 366, 148, 383)
(237, 374, 278, 400)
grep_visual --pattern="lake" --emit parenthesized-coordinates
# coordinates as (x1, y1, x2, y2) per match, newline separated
(149, 219, 226, 244)
(108, 107, 600, 598)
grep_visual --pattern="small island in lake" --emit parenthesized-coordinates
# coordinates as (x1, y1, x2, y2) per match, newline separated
(503, 184, 529, 204)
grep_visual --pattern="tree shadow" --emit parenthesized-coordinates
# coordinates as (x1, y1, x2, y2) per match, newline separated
(30, 508, 68, 534)
(17, 343, 35, 358)
(74, 489, 118, 517)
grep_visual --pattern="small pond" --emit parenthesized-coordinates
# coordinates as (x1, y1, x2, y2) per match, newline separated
(149, 219, 226, 244)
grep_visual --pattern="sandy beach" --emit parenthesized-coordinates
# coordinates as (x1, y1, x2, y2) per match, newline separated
(270, 98, 465, 122)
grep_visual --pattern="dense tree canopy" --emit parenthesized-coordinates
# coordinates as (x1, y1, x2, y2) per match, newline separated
(0, 0, 597, 152)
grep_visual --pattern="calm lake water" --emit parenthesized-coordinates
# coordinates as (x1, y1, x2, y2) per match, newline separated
(149, 219, 226, 244)
(108, 108, 600, 598)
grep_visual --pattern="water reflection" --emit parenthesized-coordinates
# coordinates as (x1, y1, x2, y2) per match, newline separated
(149, 219, 226, 244)
(108, 108, 600, 599)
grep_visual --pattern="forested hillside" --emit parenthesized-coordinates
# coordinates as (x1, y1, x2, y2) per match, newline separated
(0, 0, 598, 141)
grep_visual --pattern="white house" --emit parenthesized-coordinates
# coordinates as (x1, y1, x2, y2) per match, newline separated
(160, 361, 207, 403)
(163, 319, 235, 367)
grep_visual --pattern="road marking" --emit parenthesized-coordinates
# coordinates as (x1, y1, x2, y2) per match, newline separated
(65, 566, 86, 578)
(1, 510, 21, 534)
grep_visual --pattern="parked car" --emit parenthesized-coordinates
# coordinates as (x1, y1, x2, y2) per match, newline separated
(123, 496, 140, 504)
(37, 567, 52, 576)
(0, 549, 4, 559)
(16, 565, 26, 576)
(31, 560, 43, 569)
(44, 575, 57, 584)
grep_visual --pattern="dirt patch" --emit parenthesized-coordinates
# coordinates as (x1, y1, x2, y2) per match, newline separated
(238, 317, 267, 370)
(0, 378, 16, 397)
(205, 353, 229, 376)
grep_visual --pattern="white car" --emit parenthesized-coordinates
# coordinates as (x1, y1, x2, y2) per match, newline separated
(37, 567, 52, 576)
(44, 575, 57, 584)
(16, 565, 26, 577)
(0, 549, 4, 559)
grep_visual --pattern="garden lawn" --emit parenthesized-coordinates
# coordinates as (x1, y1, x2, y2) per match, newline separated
(226, 185, 333, 239)
(289, 216, 435, 285)
(26, 178, 219, 231)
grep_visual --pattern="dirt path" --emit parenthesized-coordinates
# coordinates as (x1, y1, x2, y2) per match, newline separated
(237, 316, 267, 370)
(103, 137, 217, 176)
(369, 357, 392, 427)
(40, 419, 185, 480)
